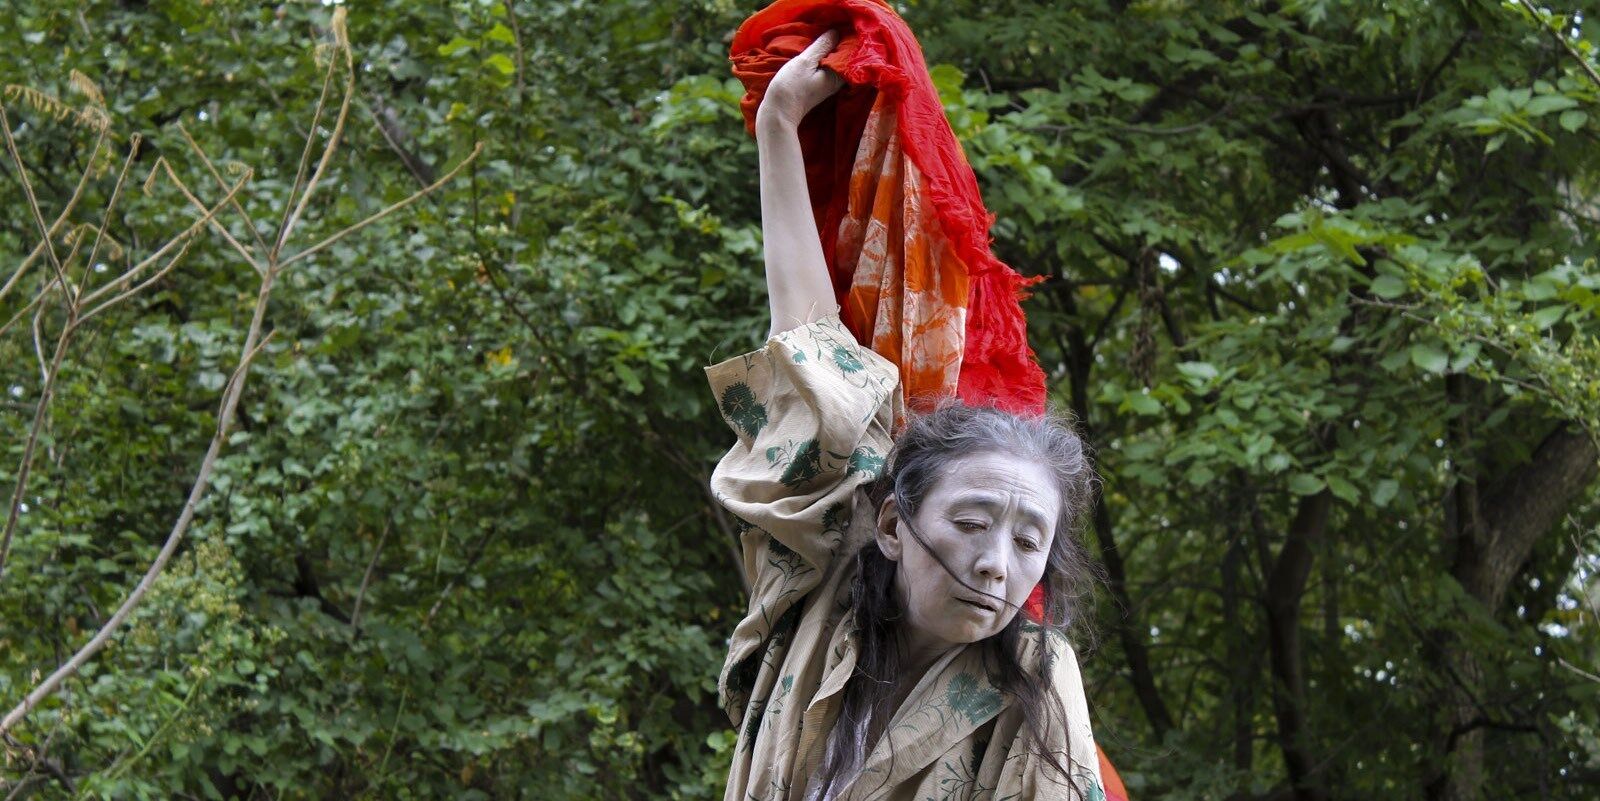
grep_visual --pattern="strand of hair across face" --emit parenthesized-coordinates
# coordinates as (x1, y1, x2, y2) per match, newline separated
(892, 491, 1022, 615)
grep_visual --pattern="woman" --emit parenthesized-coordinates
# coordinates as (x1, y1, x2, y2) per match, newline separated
(707, 30, 1106, 801)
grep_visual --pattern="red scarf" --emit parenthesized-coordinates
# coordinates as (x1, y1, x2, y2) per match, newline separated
(730, 0, 1046, 416)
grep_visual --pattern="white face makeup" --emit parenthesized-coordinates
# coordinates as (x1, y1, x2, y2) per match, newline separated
(874, 451, 1061, 664)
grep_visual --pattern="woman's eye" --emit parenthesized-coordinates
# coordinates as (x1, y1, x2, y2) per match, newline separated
(957, 520, 986, 533)
(1016, 538, 1040, 552)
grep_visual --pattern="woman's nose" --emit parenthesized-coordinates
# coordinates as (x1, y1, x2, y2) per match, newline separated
(973, 537, 1006, 581)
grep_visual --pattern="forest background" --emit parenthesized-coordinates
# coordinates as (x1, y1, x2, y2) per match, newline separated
(1, 0, 1597, 799)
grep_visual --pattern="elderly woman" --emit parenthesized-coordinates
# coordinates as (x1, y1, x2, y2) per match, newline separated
(706, 31, 1107, 801)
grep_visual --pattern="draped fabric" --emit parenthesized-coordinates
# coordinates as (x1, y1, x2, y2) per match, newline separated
(730, 0, 1046, 416)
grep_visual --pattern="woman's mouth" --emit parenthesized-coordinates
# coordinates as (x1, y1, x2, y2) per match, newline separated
(956, 596, 996, 613)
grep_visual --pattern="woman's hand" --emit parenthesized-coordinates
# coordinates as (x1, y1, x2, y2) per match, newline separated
(756, 30, 846, 132)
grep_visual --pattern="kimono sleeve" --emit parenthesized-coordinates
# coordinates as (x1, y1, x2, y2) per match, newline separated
(705, 312, 900, 586)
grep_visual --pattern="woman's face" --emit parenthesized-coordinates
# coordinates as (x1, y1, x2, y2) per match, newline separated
(877, 450, 1061, 653)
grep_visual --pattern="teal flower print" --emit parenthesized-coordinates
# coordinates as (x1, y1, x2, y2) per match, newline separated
(946, 673, 1002, 724)
(779, 439, 823, 488)
(846, 446, 886, 479)
(720, 381, 768, 437)
(832, 344, 864, 374)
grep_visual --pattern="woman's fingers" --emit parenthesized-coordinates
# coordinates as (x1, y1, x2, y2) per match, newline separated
(799, 29, 840, 64)
(799, 30, 844, 91)
(757, 29, 847, 129)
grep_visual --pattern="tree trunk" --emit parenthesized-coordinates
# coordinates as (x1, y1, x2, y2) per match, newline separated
(1264, 490, 1334, 801)
(1057, 292, 1176, 739)
(1434, 424, 1598, 801)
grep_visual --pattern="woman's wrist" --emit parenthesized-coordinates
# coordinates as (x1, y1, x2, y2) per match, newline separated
(755, 107, 801, 139)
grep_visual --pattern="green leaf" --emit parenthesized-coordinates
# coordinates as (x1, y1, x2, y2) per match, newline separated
(928, 63, 967, 107)
(1530, 305, 1566, 329)
(1127, 392, 1162, 416)
(1289, 474, 1325, 496)
(1176, 361, 1219, 383)
(1372, 479, 1400, 508)
(1370, 275, 1406, 299)
(1449, 342, 1482, 372)
(1524, 94, 1578, 116)
(1380, 349, 1411, 372)
(484, 53, 515, 75)
(1325, 474, 1360, 504)
(486, 23, 515, 44)
(438, 36, 474, 57)
(1409, 344, 1449, 374)
(613, 363, 643, 394)
(1559, 109, 1588, 133)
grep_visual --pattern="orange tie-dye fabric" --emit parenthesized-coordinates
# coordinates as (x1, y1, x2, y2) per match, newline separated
(730, 0, 1047, 417)
(833, 96, 969, 410)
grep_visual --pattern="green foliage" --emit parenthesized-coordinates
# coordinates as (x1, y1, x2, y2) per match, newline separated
(0, 0, 1597, 799)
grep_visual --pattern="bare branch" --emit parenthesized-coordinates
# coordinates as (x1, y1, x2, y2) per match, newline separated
(0, 5, 477, 738)
(78, 170, 252, 311)
(277, 77, 353, 253)
(350, 520, 393, 632)
(0, 122, 106, 307)
(0, 306, 74, 582)
(145, 157, 263, 276)
(271, 7, 347, 262)
(176, 123, 270, 256)
(29, 286, 51, 382)
(1557, 657, 1600, 685)
(0, 281, 53, 341)
(68, 134, 143, 302)
(277, 142, 483, 271)
(0, 102, 73, 298)
(75, 236, 197, 327)
(1, 133, 149, 576)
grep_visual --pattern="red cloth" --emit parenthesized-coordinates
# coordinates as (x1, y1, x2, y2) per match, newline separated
(730, 0, 1046, 415)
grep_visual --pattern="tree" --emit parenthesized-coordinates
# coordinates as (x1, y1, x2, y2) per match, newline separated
(0, 1, 1595, 799)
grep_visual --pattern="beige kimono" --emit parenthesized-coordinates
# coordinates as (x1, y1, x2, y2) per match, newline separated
(706, 313, 1106, 801)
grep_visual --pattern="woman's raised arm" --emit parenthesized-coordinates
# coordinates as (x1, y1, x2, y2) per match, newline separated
(755, 30, 844, 339)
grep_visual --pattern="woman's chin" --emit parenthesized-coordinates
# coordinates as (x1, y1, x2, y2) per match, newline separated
(943, 619, 1006, 645)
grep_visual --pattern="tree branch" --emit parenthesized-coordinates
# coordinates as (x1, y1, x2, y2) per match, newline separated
(1457, 424, 1599, 608)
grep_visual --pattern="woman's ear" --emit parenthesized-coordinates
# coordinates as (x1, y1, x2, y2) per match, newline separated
(874, 495, 903, 561)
